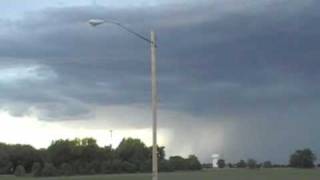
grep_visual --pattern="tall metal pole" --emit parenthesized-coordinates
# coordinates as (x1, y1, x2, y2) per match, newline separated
(151, 31, 158, 180)
(110, 130, 113, 149)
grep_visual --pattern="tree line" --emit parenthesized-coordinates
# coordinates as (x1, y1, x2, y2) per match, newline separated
(206, 148, 318, 169)
(0, 138, 202, 177)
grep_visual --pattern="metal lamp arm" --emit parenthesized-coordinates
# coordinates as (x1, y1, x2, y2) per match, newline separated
(107, 21, 156, 46)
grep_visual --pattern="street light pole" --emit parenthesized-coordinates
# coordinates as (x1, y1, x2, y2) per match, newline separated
(150, 31, 158, 180)
(110, 130, 113, 149)
(88, 19, 159, 180)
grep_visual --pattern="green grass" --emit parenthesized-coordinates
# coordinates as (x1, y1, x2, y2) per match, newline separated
(1, 169, 320, 180)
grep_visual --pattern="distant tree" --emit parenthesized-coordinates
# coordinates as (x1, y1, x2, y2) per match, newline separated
(31, 162, 42, 177)
(159, 160, 174, 172)
(8, 144, 41, 172)
(148, 146, 166, 161)
(14, 165, 26, 177)
(47, 139, 80, 167)
(41, 163, 59, 177)
(122, 161, 136, 173)
(227, 163, 234, 168)
(100, 161, 113, 174)
(169, 156, 187, 170)
(202, 163, 213, 169)
(73, 161, 98, 175)
(81, 138, 97, 146)
(0, 149, 13, 174)
(187, 155, 202, 170)
(236, 160, 247, 168)
(262, 161, 272, 168)
(111, 160, 124, 173)
(139, 160, 151, 172)
(116, 138, 149, 171)
(101, 146, 114, 162)
(0, 137, 203, 176)
(80, 139, 105, 165)
(289, 149, 316, 168)
(169, 155, 201, 171)
(217, 159, 226, 168)
(247, 159, 258, 169)
(158, 147, 166, 161)
(60, 163, 73, 176)
(86, 161, 100, 174)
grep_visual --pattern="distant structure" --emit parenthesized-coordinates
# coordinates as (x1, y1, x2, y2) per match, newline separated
(109, 130, 113, 149)
(211, 154, 220, 168)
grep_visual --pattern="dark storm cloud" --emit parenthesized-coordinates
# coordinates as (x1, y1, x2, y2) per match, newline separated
(1, 0, 320, 162)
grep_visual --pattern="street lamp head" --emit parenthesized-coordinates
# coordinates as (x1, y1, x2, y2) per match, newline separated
(88, 19, 105, 27)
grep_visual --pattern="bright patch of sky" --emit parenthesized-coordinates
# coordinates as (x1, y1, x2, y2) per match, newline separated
(0, 111, 166, 149)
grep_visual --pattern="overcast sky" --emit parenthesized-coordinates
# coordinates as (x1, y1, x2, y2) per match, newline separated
(0, 0, 320, 164)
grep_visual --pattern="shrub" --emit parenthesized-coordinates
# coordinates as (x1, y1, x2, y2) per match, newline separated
(86, 162, 99, 174)
(247, 159, 258, 169)
(60, 163, 73, 176)
(41, 163, 59, 177)
(217, 159, 226, 168)
(0, 151, 13, 174)
(289, 149, 316, 168)
(100, 161, 113, 174)
(14, 165, 26, 177)
(114, 160, 126, 173)
(236, 160, 247, 168)
(139, 160, 151, 172)
(159, 160, 174, 172)
(74, 161, 102, 175)
(122, 161, 137, 173)
(227, 163, 234, 168)
(0, 162, 13, 175)
(187, 155, 202, 170)
(31, 162, 42, 177)
(263, 161, 272, 168)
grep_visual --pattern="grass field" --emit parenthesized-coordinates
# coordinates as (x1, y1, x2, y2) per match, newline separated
(1, 169, 320, 180)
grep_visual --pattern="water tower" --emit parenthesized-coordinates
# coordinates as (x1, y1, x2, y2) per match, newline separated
(211, 154, 220, 168)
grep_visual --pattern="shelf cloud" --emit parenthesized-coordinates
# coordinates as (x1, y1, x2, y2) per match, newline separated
(0, 0, 319, 163)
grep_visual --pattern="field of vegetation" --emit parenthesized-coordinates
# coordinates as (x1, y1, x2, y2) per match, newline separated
(1, 169, 320, 180)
